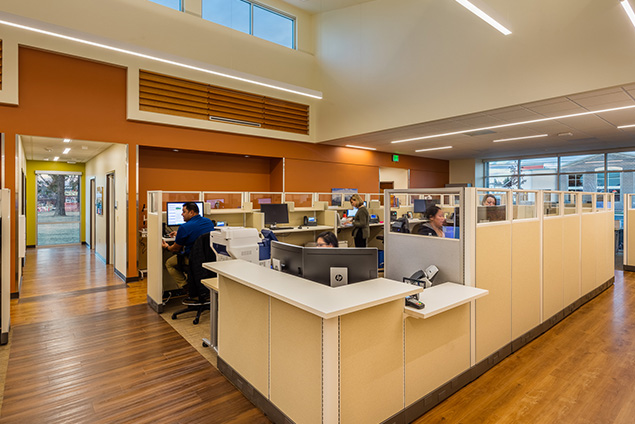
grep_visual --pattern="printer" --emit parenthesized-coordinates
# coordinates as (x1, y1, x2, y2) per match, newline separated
(210, 227, 268, 266)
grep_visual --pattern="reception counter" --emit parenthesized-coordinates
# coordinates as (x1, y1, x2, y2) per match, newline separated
(204, 259, 487, 424)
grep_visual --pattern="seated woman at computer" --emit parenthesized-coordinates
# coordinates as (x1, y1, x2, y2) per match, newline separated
(316, 231, 339, 247)
(162, 202, 214, 290)
(349, 194, 370, 247)
(482, 194, 497, 206)
(417, 206, 446, 237)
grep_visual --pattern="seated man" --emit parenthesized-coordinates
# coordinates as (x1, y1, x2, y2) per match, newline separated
(162, 202, 214, 292)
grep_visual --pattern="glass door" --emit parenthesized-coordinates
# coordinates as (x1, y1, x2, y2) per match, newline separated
(36, 172, 80, 246)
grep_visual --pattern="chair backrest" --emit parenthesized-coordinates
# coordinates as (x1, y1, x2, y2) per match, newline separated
(187, 232, 217, 286)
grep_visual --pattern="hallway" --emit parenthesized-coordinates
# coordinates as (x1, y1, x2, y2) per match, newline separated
(0, 245, 268, 423)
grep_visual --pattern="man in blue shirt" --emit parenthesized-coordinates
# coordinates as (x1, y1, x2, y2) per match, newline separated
(162, 202, 214, 290)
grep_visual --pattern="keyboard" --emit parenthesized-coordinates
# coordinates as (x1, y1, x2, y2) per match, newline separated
(272, 226, 293, 230)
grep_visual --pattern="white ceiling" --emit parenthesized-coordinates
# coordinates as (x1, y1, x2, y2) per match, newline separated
(320, 83, 635, 161)
(282, 0, 372, 14)
(21, 135, 113, 163)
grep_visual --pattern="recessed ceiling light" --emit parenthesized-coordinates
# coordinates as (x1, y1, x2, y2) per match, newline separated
(346, 145, 376, 151)
(81, 145, 88, 150)
(53, 156, 59, 161)
(173, 149, 179, 152)
(63, 148, 71, 154)
(63, 138, 71, 143)
(618, 123, 635, 129)
(493, 134, 548, 143)
(392, 104, 635, 144)
(44, 158, 49, 161)
(415, 146, 453, 152)
(45, 147, 52, 152)
(621, 0, 635, 29)
(455, 0, 511, 35)
(0, 18, 322, 99)
(67, 161, 76, 164)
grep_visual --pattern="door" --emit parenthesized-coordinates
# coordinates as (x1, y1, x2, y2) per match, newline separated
(89, 178, 96, 249)
(106, 173, 115, 264)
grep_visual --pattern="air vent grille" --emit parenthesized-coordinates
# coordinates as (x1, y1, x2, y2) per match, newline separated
(139, 70, 309, 134)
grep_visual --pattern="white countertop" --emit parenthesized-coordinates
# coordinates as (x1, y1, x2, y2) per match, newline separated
(404, 282, 488, 319)
(204, 259, 421, 319)
(272, 224, 333, 234)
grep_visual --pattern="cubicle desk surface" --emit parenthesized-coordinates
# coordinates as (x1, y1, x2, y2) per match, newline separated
(203, 259, 421, 319)
(404, 283, 488, 319)
(270, 224, 332, 235)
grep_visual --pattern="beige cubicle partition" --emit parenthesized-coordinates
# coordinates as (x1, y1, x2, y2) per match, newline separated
(473, 189, 614, 367)
(625, 194, 635, 271)
(475, 221, 511, 362)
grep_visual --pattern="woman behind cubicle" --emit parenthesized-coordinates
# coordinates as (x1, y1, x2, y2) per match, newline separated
(316, 231, 339, 247)
(482, 194, 497, 206)
(348, 194, 370, 247)
(417, 206, 446, 237)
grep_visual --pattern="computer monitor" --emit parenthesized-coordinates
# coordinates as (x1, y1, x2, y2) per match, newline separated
(347, 208, 358, 217)
(166, 201, 204, 226)
(271, 241, 303, 277)
(261, 203, 290, 227)
(413, 199, 427, 214)
(302, 247, 378, 287)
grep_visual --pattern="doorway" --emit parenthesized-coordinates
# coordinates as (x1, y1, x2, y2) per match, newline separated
(105, 172, 115, 264)
(89, 178, 96, 249)
(36, 171, 81, 246)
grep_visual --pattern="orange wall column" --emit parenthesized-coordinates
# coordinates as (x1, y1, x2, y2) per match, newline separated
(128, 144, 138, 279)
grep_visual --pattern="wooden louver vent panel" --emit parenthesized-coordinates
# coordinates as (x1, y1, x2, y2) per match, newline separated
(139, 70, 309, 135)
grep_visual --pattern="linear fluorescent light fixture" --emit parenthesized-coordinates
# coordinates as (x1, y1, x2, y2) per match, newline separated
(0, 17, 322, 100)
(63, 138, 71, 143)
(621, 0, 635, 29)
(415, 146, 453, 152)
(53, 156, 59, 161)
(63, 148, 71, 154)
(618, 123, 635, 129)
(346, 145, 376, 151)
(493, 134, 548, 143)
(392, 104, 635, 144)
(455, 0, 511, 35)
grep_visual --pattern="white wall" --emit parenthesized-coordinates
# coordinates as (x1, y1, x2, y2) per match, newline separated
(450, 159, 477, 187)
(85, 143, 128, 278)
(379, 167, 408, 189)
(315, 0, 635, 140)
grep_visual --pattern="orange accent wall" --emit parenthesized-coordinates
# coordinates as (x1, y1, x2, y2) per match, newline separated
(0, 47, 448, 290)
(284, 159, 379, 193)
(410, 169, 451, 188)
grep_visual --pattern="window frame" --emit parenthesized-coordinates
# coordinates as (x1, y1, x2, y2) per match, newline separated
(201, 0, 297, 49)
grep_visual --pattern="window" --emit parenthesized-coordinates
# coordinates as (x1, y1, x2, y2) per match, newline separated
(567, 174, 583, 191)
(149, 0, 182, 11)
(203, 0, 296, 49)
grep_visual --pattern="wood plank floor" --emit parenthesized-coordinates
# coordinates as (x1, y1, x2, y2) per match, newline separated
(0, 245, 269, 424)
(415, 270, 635, 424)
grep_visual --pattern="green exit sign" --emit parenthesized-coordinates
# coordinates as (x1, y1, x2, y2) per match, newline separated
(392, 154, 399, 162)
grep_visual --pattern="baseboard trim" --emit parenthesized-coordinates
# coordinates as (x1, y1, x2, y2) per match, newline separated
(0, 332, 8, 345)
(10, 292, 19, 299)
(26, 245, 36, 249)
(147, 295, 163, 313)
(218, 357, 291, 424)
(114, 268, 129, 283)
(94, 251, 106, 264)
(623, 264, 635, 272)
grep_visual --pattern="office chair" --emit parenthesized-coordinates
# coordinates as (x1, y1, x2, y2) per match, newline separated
(172, 232, 216, 325)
